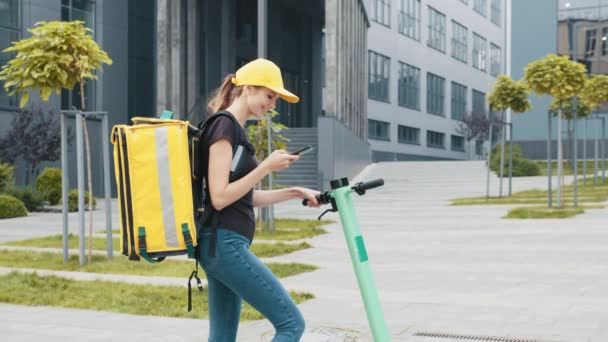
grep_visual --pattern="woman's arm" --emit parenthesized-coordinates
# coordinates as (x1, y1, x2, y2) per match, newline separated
(253, 187, 321, 208)
(207, 139, 299, 211)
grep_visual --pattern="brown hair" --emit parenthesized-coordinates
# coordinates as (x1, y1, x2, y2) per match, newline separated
(207, 74, 245, 114)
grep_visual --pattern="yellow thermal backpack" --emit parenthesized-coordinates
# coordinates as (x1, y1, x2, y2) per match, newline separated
(111, 117, 197, 263)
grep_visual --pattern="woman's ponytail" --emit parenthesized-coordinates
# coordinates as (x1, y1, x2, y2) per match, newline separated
(207, 74, 243, 114)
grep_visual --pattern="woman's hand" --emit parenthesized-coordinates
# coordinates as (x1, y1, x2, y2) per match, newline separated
(261, 150, 300, 172)
(295, 187, 321, 208)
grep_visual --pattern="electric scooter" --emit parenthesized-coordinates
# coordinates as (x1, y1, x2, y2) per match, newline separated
(303, 177, 389, 342)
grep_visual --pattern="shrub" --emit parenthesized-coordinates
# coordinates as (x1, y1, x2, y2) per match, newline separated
(68, 189, 96, 212)
(0, 194, 28, 218)
(5, 187, 46, 211)
(489, 144, 540, 177)
(0, 161, 14, 193)
(36, 167, 62, 205)
(513, 159, 541, 177)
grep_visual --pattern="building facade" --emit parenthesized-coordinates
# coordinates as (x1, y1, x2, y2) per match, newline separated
(511, 0, 607, 160)
(365, 0, 508, 161)
(0, 0, 371, 193)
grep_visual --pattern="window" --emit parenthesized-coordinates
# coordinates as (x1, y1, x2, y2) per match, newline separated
(451, 20, 468, 63)
(0, 0, 20, 108)
(61, 0, 96, 111)
(602, 27, 607, 56)
(427, 73, 445, 116)
(398, 125, 420, 145)
(585, 29, 597, 58)
(370, 0, 391, 27)
(459, 0, 469, 4)
(473, 0, 487, 17)
(451, 135, 465, 151)
(472, 33, 487, 72)
(399, 0, 420, 41)
(427, 6, 446, 53)
(451, 82, 467, 121)
(427, 130, 445, 149)
(368, 51, 390, 102)
(368, 119, 390, 141)
(472, 89, 486, 115)
(490, 43, 501, 76)
(475, 140, 484, 155)
(398, 62, 420, 110)
(490, 0, 501, 26)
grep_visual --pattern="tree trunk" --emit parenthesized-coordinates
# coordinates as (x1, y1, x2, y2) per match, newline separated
(80, 78, 94, 265)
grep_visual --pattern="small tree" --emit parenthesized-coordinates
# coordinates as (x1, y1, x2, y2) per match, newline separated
(0, 21, 112, 263)
(580, 74, 608, 111)
(523, 54, 587, 207)
(487, 75, 532, 195)
(247, 109, 289, 231)
(0, 106, 70, 185)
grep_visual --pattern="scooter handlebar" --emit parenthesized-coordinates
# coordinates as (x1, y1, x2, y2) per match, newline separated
(354, 178, 384, 193)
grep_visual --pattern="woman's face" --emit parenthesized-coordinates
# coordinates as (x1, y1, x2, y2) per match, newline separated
(246, 86, 279, 119)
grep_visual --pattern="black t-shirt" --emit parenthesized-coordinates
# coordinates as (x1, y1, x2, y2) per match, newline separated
(200, 113, 258, 240)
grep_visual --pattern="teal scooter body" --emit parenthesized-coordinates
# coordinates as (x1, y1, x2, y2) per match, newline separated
(304, 177, 389, 341)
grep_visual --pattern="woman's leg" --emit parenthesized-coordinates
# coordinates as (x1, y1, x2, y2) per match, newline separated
(210, 229, 305, 342)
(206, 275, 242, 342)
(199, 231, 242, 342)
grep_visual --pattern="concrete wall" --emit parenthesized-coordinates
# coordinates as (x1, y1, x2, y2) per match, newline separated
(318, 116, 370, 190)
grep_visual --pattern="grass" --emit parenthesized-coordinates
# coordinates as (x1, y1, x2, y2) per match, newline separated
(101, 218, 332, 241)
(504, 206, 588, 219)
(254, 218, 332, 241)
(4, 234, 313, 258)
(451, 178, 608, 206)
(0, 250, 318, 279)
(536, 160, 607, 176)
(0, 271, 314, 320)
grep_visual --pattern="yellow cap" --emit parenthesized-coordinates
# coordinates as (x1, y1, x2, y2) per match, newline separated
(231, 58, 299, 103)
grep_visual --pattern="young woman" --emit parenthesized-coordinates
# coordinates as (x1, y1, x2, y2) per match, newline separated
(198, 58, 320, 342)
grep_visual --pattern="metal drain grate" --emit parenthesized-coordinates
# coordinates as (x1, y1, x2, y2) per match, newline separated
(413, 331, 559, 342)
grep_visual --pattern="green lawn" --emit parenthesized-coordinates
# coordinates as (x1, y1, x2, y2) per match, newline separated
(101, 218, 331, 241)
(0, 271, 314, 320)
(503, 206, 589, 219)
(4, 234, 312, 258)
(0, 250, 318, 279)
(536, 160, 607, 176)
(451, 179, 608, 206)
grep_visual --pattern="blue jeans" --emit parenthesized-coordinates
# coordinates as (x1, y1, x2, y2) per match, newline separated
(198, 228, 305, 342)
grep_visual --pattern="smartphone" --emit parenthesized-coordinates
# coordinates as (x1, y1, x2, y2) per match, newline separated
(290, 145, 313, 156)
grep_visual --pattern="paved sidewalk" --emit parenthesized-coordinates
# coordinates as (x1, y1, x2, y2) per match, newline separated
(1, 161, 607, 341)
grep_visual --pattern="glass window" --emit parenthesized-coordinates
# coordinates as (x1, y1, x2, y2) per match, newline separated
(490, 0, 501, 26)
(451, 20, 468, 63)
(475, 139, 484, 155)
(472, 89, 487, 115)
(399, 0, 420, 41)
(585, 29, 597, 58)
(368, 50, 390, 102)
(398, 62, 420, 110)
(398, 125, 420, 145)
(427, 6, 446, 53)
(368, 119, 390, 141)
(451, 82, 467, 121)
(451, 135, 465, 151)
(427, 130, 445, 149)
(472, 33, 487, 72)
(602, 27, 607, 56)
(0, 0, 20, 108)
(473, 0, 487, 17)
(490, 43, 501, 76)
(370, 0, 391, 27)
(426, 72, 445, 116)
(61, 0, 96, 111)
